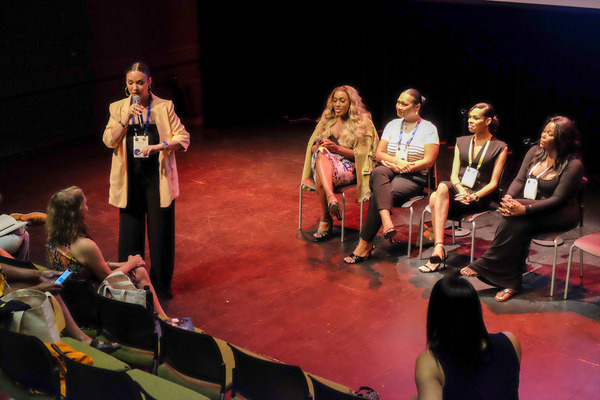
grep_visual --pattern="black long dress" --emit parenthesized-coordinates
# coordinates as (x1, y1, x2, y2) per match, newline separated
(468, 146, 584, 291)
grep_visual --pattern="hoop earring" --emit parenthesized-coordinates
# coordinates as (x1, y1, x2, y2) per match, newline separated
(125, 87, 130, 97)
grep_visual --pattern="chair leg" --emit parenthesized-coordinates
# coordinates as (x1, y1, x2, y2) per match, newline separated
(360, 199, 365, 233)
(407, 207, 413, 258)
(451, 222, 456, 245)
(419, 208, 428, 260)
(470, 221, 476, 264)
(550, 238, 559, 297)
(340, 192, 346, 243)
(298, 184, 303, 231)
(579, 249, 583, 277)
(564, 244, 577, 299)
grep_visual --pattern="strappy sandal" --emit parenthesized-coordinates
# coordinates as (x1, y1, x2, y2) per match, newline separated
(327, 195, 342, 221)
(313, 219, 333, 242)
(344, 245, 375, 264)
(495, 288, 517, 302)
(419, 242, 447, 273)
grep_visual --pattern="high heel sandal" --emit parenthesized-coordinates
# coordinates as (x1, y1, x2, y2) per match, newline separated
(313, 219, 334, 242)
(344, 245, 375, 264)
(327, 195, 342, 221)
(419, 242, 447, 273)
(383, 227, 397, 241)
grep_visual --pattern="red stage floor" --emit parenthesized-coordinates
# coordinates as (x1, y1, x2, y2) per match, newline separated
(1, 123, 599, 399)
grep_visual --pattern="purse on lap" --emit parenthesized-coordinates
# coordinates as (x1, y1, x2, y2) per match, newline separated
(97, 270, 147, 307)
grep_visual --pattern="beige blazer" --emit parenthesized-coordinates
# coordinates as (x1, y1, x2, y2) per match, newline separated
(102, 94, 190, 208)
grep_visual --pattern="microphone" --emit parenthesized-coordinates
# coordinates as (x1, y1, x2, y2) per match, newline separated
(132, 95, 144, 126)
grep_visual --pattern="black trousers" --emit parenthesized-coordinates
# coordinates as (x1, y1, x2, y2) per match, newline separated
(119, 171, 175, 297)
(360, 165, 425, 242)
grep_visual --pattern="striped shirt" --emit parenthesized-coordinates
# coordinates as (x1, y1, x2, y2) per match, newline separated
(381, 118, 439, 175)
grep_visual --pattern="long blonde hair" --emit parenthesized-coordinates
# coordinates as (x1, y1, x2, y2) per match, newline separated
(46, 186, 88, 246)
(316, 85, 372, 146)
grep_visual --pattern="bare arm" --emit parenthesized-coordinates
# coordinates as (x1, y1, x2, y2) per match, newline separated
(414, 350, 444, 400)
(70, 237, 145, 281)
(503, 331, 522, 363)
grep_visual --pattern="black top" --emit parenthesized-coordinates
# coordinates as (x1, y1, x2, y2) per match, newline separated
(438, 333, 520, 400)
(507, 145, 584, 214)
(126, 124, 160, 177)
(456, 135, 507, 192)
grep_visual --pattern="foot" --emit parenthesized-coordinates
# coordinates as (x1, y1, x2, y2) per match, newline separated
(419, 243, 446, 273)
(313, 219, 333, 242)
(419, 260, 444, 273)
(460, 266, 479, 277)
(495, 288, 517, 302)
(344, 241, 374, 264)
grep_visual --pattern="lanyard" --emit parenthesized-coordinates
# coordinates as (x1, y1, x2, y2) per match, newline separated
(399, 118, 421, 147)
(468, 137, 491, 170)
(528, 161, 552, 179)
(130, 96, 152, 136)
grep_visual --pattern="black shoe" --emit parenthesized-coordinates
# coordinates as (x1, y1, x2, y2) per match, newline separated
(313, 219, 334, 242)
(344, 246, 375, 264)
(419, 242, 447, 273)
(90, 339, 120, 354)
(327, 195, 342, 221)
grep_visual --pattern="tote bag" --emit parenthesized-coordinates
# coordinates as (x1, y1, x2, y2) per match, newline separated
(0, 289, 66, 343)
(97, 270, 146, 307)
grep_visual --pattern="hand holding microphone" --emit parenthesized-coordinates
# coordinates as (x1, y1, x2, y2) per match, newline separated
(132, 95, 144, 126)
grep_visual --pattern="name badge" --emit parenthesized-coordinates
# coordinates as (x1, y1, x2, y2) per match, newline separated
(524, 177, 538, 200)
(397, 144, 409, 161)
(133, 135, 149, 158)
(461, 166, 478, 189)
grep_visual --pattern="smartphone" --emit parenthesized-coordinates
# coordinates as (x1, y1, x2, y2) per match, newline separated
(54, 269, 72, 284)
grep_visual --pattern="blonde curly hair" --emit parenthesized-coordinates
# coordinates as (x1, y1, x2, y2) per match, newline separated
(315, 85, 372, 147)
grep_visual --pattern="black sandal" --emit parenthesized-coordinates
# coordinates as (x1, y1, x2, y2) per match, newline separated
(313, 219, 333, 242)
(344, 246, 375, 264)
(419, 242, 447, 273)
(327, 195, 342, 221)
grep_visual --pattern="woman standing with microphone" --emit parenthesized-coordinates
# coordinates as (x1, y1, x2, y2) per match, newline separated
(103, 62, 190, 299)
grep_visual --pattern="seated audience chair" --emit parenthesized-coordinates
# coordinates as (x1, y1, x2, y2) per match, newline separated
(54, 343, 211, 400)
(0, 328, 61, 400)
(228, 343, 311, 400)
(299, 179, 369, 243)
(60, 278, 100, 331)
(564, 232, 600, 299)
(157, 318, 234, 400)
(95, 293, 160, 373)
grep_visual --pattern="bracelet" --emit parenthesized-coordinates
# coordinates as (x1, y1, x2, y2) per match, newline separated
(473, 193, 479, 202)
(118, 121, 127, 128)
(107, 261, 111, 268)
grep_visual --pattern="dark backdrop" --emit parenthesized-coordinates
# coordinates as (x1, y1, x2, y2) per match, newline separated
(1, 0, 598, 176)
(199, 0, 600, 172)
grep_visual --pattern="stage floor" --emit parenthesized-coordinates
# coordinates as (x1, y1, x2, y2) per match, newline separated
(1, 122, 599, 399)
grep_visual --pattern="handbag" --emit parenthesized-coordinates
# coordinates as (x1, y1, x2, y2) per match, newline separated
(98, 270, 146, 307)
(0, 289, 66, 343)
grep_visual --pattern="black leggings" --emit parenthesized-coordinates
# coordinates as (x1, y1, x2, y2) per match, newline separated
(360, 165, 425, 242)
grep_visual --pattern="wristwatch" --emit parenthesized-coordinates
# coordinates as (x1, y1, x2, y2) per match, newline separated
(472, 193, 479, 202)
(161, 141, 169, 150)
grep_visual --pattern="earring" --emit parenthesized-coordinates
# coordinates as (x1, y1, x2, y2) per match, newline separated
(125, 87, 130, 97)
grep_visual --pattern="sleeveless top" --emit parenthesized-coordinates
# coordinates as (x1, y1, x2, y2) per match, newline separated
(45, 242, 100, 287)
(438, 333, 520, 400)
(456, 135, 507, 192)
